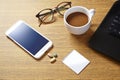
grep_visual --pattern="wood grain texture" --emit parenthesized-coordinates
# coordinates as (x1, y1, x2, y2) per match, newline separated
(0, 0, 120, 80)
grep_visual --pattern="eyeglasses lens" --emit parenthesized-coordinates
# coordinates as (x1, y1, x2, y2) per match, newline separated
(39, 9, 54, 23)
(57, 2, 71, 15)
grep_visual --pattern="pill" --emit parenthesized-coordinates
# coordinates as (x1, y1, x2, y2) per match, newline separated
(47, 53, 53, 58)
(50, 57, 56, 63)
(53, 53, 58, 58)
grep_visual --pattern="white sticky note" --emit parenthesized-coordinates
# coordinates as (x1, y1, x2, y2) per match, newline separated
(62, 50, 90, 74)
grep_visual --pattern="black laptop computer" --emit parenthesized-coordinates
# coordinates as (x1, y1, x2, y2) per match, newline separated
(89, 0, 120, 62)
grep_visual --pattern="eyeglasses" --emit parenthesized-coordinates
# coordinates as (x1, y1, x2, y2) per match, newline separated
(36, 2, 72, 27)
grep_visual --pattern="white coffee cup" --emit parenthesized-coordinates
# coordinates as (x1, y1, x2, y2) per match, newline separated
(64, 6, 95, 35)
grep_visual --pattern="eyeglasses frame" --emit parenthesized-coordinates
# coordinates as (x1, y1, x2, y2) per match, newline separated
(36, 1, 72, 27)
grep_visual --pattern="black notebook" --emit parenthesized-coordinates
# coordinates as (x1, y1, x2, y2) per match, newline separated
(89, 0, 120, 62)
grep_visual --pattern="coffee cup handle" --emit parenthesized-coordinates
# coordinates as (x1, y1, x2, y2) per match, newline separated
(89, 9, 95, 19)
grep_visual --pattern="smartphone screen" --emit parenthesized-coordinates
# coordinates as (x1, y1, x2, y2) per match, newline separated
(6, 21, 52, 59)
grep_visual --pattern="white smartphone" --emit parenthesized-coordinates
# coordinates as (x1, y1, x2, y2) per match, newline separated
(5, 20, 53, 59)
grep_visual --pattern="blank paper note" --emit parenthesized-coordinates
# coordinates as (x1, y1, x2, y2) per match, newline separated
(62, 50, 90, 74)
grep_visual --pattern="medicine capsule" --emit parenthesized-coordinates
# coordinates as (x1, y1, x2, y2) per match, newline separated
(47, 53, 53, 58)
(50, 57, 56, 63)
(53, 53, 58, 58)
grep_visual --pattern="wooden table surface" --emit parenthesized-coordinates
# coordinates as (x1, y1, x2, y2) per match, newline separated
(0, 0, 120, 80)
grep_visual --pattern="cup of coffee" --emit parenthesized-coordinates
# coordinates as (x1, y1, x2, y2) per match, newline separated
(64, 6, 95, 35)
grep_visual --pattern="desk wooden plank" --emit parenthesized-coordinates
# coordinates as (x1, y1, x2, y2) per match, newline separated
(0, 0, 119, 80)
